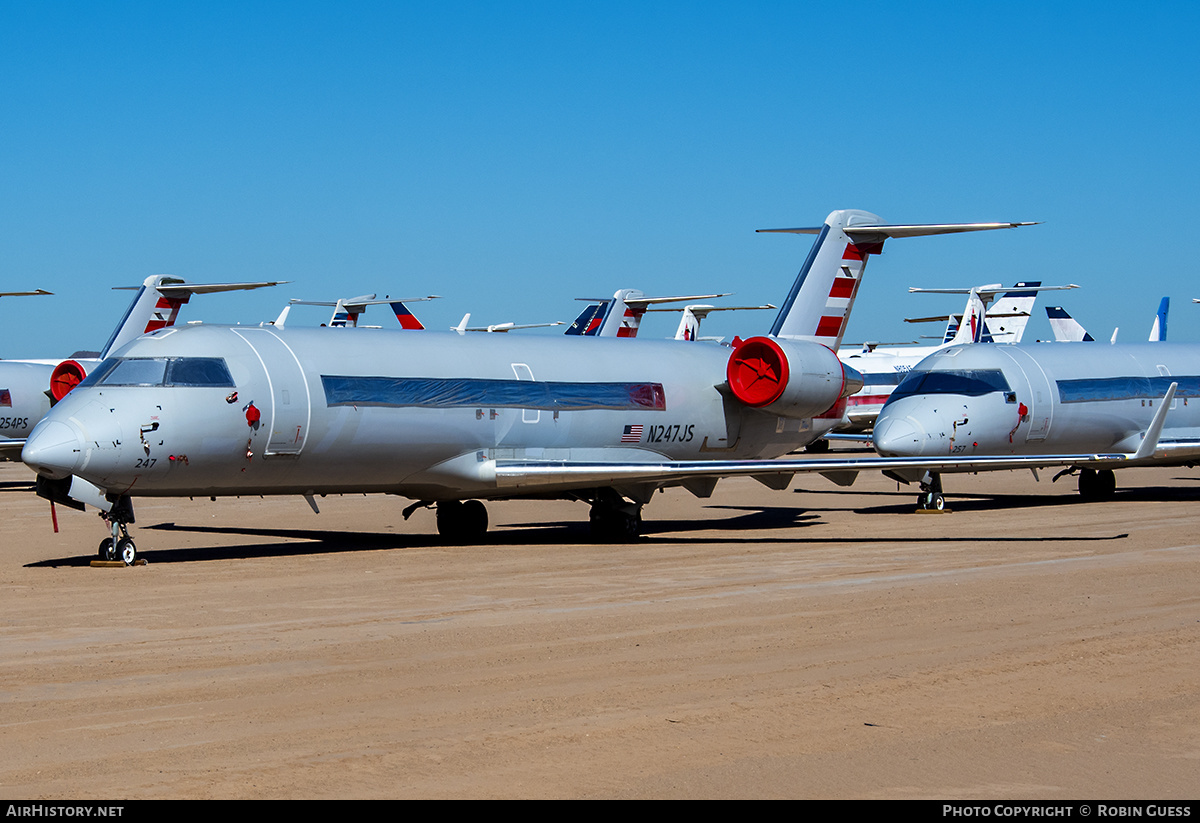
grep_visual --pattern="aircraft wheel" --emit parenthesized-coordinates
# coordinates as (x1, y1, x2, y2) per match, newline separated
(117, 537, 137, 566)
(590, 507, 641, 541)
(98, 538, 115, 560)
(1078, 468, 1098, 501)
(1098, 469, 1117, 499)
(435, 500, 464, 539)
(805, 438, 830, 453)
(918, 491, 945, 511)
(461, 500, 488, 539)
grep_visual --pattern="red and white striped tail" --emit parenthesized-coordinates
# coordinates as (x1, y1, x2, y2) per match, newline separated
(766, 209, 883, 349)
(764, 211, 1035, 349)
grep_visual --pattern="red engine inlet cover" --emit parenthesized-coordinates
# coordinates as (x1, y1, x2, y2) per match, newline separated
(726, 336, 790, 407)
(49, 360, 88, 402)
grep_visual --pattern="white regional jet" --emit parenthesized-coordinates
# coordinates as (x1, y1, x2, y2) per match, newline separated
(0, 276, 279, 460)
(837, 282, 1077, 432)
(872, 339, 1199, 509)
(26, 210, 1120, 564)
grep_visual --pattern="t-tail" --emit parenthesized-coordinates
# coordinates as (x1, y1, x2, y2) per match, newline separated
(985, 281, 1040, 343)
(762, 210, 1038, 349)
(102, 275, 284, 359)
(565, 289, 730, 338)
(947, 289, 989, 345)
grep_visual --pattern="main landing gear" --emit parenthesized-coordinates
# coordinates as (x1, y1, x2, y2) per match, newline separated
(588, 489, 643, 541)
(435, 499, 489, 542)
(1077, 468, 1117, 501)
(98, 496, 138, 565)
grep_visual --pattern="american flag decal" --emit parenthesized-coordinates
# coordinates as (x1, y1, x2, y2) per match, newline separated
(621, 424, 643, 443)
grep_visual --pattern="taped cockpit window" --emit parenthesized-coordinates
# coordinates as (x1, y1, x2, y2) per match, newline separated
(321, 376, 666, 411)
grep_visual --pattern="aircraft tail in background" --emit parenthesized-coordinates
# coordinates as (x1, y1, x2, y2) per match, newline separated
(1046, 306, 1096, 342)
(1149, 297, 1169, 341)
(763, 211, 1037, 349)
(103, 275, 284, 359)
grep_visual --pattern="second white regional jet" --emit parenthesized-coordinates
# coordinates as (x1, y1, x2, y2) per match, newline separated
(872, 339, 1199, 508)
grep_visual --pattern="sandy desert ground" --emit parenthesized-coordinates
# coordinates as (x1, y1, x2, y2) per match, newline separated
(0, 455, 1197, 799)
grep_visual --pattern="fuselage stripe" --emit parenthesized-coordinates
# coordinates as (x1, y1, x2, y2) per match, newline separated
(322, 375, 668, 411)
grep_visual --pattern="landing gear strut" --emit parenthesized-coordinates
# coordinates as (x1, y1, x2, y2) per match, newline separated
(99, 496, 138, 565)
(917, 472, 946, 512)
(588, 489, 643, 541)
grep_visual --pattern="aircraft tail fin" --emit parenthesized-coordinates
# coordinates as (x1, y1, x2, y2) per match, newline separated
(565, 302, 609, 336)
(607, 289, 645, 337)
(1149, 297, 1169, 341)
(102, 275, 283, 359)
(390, 301, 426, 330)
(762, 211, 1036, 349)
(675, 307, 700, 341)
(1046, 306, 1095, 342)
(329, 299, 355, 327)
(985, 281, 1040, 343)
(947, 289, 988, 345)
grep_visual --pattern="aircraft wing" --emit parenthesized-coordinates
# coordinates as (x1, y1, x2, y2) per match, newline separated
(491, 452, 1128, 492)
(0, 439, 26, 461)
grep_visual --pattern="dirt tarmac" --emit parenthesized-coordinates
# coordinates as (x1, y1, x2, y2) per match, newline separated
(1, 458, 1197, 799)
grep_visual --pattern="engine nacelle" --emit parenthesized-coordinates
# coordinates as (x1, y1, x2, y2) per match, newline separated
(725, 336, 862, 419)
(49, 359, 90, 403)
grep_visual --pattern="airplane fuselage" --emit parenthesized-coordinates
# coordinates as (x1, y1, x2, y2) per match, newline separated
(0, 360, 55, 445)
(24, 324, 846, 500)
(873, 342, 1200, 462)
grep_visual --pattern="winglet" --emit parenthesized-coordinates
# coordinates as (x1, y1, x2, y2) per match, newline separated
(1133, 382, 1176, 460)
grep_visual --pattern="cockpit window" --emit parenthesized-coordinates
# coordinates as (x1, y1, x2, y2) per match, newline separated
(77, 357, 235, 389)
(103, 358, 169, 386)
(166, 358, 235, 387)
(888, 368, 1012, 402)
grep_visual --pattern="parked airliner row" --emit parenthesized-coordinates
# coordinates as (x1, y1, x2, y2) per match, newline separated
(26, 209, 1119, 564)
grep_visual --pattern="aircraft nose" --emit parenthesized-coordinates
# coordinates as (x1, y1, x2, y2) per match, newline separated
(22, 420, 85, 480)
(872, 415, 925, 456)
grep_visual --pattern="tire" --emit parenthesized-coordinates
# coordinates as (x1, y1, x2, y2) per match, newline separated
(1098, 469, 1116, 499)
(461, 500, 488, 540)
(1078, 468, 1098, 501)
(116, 537, 137, 566)
(435, 500, 464, 539)
(98, 538, 115, 560)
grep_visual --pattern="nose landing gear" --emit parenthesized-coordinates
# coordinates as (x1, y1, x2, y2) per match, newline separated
(917, 472, 947, 512)
(98, 496, 138, 565)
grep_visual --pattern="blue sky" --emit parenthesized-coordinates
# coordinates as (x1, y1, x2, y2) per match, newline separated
(2, 1, 1198, 358)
